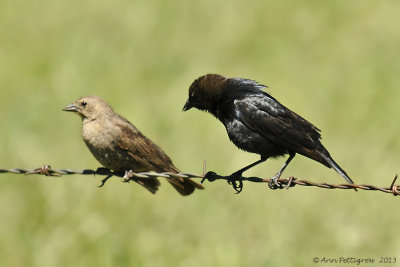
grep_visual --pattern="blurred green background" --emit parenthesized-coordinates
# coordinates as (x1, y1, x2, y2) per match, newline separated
(0, 0, 399, 266)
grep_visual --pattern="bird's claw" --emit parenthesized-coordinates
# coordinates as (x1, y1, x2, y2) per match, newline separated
(268, 176, 284, 190)
(227, 171, 244, 194)
(201, 171, 218, 184)
(96, 168, 114, 187)
(201, 170, 244, 193)
(98, 174, 112, 187)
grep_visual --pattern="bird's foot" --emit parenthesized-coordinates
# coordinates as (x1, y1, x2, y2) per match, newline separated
(227, 171, 244, 194)
(98, 174, 112, 187)
(268, 174, 284, 190)
(201, 170, 244, 193)
(201, 171, 218, 184)
(95, 168, 114, 187)
(95, 167, 112, 175)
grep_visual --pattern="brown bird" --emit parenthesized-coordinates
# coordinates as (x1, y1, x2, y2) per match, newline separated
(63, 95, 203, 195)
(183, 74, 355, 190)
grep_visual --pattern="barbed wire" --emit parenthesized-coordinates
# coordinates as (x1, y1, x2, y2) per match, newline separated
(0, 165, 398, 197)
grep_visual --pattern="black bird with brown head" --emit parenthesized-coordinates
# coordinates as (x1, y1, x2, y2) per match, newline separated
(183, 74, 355, 190)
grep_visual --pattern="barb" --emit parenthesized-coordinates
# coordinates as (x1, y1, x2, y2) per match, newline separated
(0, 165, 398, 197)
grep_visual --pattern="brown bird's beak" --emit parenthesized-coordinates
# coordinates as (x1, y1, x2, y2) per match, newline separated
(182, 99, 193, 111)
(62, 103, 79, 112)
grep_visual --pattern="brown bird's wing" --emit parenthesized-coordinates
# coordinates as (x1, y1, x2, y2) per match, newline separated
(115, 116, 203, 195)
(234, 94, 330, 167)
(115, 116, 180, 172)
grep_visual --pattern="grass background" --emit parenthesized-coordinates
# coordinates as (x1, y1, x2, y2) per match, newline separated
(0, 0, 399, 266)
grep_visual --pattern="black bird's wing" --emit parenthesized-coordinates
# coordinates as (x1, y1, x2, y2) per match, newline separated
(233, 93, 330, 167)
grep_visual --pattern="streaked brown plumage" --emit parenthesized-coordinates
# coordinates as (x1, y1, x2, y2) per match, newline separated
(63, 95, 203, 195)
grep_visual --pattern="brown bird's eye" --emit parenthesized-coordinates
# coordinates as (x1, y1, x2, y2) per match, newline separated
(81, 101, 87, 107)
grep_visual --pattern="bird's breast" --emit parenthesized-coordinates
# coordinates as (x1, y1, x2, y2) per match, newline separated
(225, 119, 258, 150)
(81, 120, 129, 170)
(224, 118, 288, 158)
(82, 120, 119, 148)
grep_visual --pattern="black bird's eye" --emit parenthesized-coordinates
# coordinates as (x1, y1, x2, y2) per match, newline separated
(190, 92, 197, 101)
(81, 101, 87, 107)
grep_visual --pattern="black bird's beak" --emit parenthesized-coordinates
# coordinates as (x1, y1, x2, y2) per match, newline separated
(182, 99, 193, 111)
(63, 104, 79, 112)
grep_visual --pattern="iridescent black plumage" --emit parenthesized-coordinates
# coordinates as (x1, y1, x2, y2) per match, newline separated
(183, 74, 355, 186)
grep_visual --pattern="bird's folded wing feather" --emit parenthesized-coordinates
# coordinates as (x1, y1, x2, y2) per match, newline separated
(115, 117, 179, 173)
(234, 94, 322, 151)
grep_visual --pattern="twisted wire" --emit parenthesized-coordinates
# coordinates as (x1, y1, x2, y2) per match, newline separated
(0, 165, 398, 196)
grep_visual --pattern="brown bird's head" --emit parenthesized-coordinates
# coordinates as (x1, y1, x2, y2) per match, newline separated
(183, 74, 227, 113)
(63, 95, 114, 120)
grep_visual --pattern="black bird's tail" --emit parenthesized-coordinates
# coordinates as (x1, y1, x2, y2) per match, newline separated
(317, 151, 355, 185)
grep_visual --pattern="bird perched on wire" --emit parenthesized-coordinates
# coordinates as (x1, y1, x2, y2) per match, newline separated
(183, 74, 355, 191)
(63, 95, 203, 195)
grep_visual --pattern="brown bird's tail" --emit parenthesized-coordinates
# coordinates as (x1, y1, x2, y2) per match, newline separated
(165, 166, 204, 196)
(167, 177, 204, 196)
(133, 167, 203, 195)
(135, 178, 161, 194)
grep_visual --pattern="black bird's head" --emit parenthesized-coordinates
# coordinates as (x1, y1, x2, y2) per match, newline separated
(183, 74, 228, 113)
(63, 95, 114, 121)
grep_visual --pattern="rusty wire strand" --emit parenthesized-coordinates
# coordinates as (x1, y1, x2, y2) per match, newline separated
(0, 165, 398, 197)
